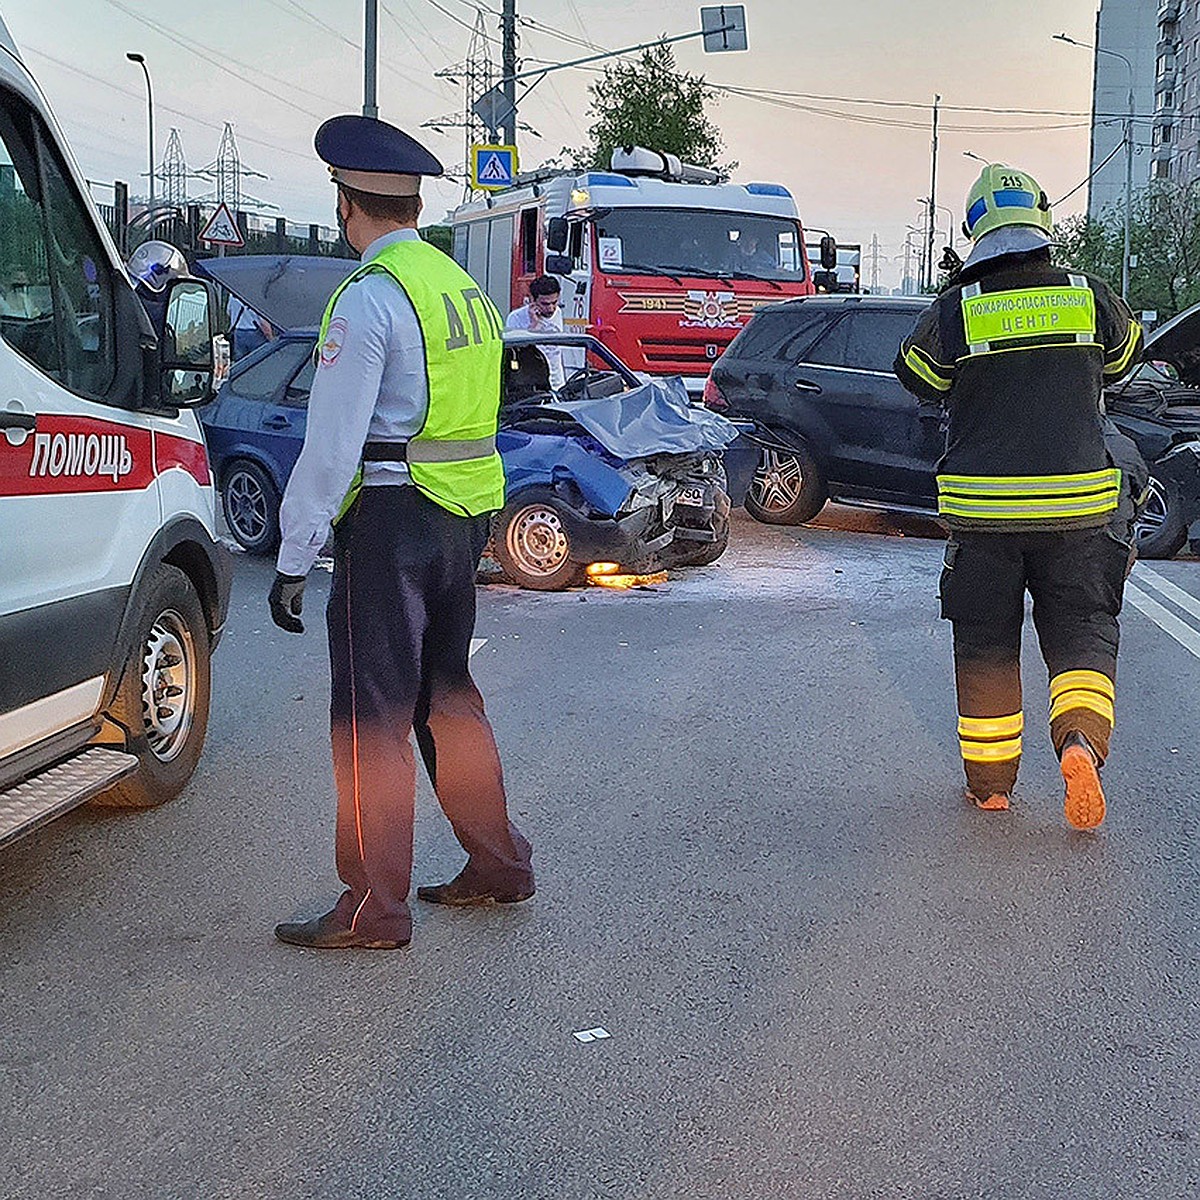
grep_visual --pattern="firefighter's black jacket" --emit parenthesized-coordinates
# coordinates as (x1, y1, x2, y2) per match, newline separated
(894, 249, 1143, 532)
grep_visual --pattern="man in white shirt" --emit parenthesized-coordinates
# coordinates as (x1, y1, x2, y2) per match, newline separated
(506, 275, 565, 390)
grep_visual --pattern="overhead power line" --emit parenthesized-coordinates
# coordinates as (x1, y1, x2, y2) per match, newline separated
(1053, 141, 1126, 207)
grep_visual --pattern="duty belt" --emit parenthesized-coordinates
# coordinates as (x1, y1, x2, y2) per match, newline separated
(362, 436, 497, 465)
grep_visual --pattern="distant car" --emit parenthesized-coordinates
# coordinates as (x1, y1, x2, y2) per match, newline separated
(705, 294, 1200, 559)
(197, 256, 757, 586)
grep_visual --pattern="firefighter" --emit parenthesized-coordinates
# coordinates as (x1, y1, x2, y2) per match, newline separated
(894, 163, 1144, 829)
(269, 115, 533, 949)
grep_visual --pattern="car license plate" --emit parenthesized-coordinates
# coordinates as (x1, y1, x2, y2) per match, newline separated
(676, 486, 706, 508)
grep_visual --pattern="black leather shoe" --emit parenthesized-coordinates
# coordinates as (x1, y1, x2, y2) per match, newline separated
(417, 871, 534, 907)
(274, 910, 410, 950)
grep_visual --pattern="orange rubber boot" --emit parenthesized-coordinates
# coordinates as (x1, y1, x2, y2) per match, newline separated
(966, 790, 1010, 812)
(1061, 733, 1106, 830)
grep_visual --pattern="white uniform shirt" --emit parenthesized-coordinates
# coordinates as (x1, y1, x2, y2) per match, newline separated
(276, 228, 429, 576)
(505, 302, 565, 389)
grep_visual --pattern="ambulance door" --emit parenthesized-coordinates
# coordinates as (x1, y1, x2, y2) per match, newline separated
(0, 80, 155, 751)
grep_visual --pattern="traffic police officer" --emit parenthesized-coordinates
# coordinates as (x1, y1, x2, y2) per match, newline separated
(269, 115, 534, 950)
(895, 163, 1144, 830)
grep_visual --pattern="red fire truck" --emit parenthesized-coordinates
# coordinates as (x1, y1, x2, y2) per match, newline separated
(448, 147, 833, 397)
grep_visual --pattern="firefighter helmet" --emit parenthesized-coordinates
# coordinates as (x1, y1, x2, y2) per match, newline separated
(963, 164, 1053, 242)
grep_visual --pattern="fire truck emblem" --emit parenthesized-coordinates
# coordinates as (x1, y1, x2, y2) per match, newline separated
(682, 290, 738, 329)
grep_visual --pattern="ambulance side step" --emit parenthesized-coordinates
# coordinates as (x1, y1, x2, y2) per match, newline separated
(0, 748, 138, 850)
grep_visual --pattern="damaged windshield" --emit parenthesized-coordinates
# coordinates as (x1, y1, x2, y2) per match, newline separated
(592, 207, 806, 283)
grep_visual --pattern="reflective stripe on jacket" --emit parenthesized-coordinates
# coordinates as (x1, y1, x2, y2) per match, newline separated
(321, 238, 507, 519)
(893, 253, 1144, 532)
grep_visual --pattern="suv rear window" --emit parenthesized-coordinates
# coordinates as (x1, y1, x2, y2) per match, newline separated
(843, 310, 923, 373)
(727, 305, 831, 362)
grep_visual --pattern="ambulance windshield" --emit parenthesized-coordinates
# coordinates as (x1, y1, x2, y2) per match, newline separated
(591, 207, 806, 283)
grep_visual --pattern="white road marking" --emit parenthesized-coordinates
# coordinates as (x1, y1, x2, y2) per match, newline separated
(573, 1027, 611, 1043)
(1134, 565, 1200, 624)
(1125, 582, 1200, 661)
(469, 638, 487, 658)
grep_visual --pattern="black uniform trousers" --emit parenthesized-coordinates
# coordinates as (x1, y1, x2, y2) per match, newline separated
(325, 485, 533, 943)
(939, 526, 1129, 799)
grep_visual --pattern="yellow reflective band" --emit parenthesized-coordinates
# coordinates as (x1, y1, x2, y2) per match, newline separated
(904, 345, 953, 392)
(1050, 692, 1115, 725)
(962, 286, 1096, 345)
(958, 713, 1024, 739)
(1050, 670, 1114, 701)
(938, 469, 1120, 495)
(938, 494, 1119, 520)
(1104, 319, 1143, 377)
(960, 736, 1023, 763)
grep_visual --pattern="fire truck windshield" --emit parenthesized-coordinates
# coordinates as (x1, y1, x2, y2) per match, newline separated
(592, 207, 806, 283)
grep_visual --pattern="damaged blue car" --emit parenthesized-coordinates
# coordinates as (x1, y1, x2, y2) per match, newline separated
(196, 256, 753, 590)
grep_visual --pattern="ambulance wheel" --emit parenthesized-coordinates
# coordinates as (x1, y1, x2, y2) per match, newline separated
(494, 495, 586, 591)
(1134, 474, 1187, 560)
(744, 444, 827, 525)
(222, 459, 281, 554)
(95, 565, 212, 809)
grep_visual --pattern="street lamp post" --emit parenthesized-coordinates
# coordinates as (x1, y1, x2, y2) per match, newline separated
(1055, 33, 1134, 301)
(126, 52, 154, 208)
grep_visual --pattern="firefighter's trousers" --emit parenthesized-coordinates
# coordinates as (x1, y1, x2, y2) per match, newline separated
(939, 527, 1130, 799)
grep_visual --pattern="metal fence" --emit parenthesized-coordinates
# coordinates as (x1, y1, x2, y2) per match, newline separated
(87, 180, 351, 261)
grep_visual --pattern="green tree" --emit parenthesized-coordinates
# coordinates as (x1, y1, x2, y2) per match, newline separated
(574, 42, 729, 173)
(1054, 182, 1200, 318)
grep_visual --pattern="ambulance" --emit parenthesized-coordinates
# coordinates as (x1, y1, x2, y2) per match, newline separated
(0, 16, 231, 847)
(449, 146, 835, 397)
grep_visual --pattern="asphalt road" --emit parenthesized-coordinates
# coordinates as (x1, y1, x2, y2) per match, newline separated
(2, 510, 1198, 1200)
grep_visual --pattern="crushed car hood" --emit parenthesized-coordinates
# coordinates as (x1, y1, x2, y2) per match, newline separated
(195, 254, 358, 332)
(541, 377, 738, 458)
(1144, 302, 1200, 385)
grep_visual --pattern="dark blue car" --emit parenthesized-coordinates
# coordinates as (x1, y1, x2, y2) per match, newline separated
(198, 256, 756, 589)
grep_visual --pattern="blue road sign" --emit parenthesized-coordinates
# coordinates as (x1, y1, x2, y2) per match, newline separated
(471, 145, 518, 191)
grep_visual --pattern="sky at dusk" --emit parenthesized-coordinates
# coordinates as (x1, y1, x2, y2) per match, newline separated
(3, 1, 1104, 288)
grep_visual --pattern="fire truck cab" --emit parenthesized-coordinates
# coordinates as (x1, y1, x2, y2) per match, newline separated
(449, 147, 829, 397)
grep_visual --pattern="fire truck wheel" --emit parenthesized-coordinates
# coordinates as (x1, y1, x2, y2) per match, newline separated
(744, 444, 827, 525)
(94, 565, 212, 809)
(494, 495, 587, 591)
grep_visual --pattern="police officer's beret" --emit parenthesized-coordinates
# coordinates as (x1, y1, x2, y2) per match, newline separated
(315, 115, 444, 197)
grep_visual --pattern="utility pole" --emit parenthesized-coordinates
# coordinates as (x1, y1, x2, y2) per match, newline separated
(501, 0, 517, 148)
(870, 233, 880, 294)
(925, 95, 940, 292)
(363, 0, 379, 119)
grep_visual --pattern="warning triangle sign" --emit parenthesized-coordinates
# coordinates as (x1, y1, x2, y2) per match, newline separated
(478, 153, 510, 184)
(200, 202, 244, 247)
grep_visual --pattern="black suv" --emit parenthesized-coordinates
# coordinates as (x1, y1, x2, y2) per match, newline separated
(706, 295, 1200, 558)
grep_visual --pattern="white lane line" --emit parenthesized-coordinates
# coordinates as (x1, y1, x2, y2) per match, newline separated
(1125, 583, 1200, 660)
(1134, 564, 1200, 624)
(469, 638, 487, 658)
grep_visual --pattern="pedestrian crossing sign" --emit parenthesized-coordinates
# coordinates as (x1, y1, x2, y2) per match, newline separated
(471, 144, 518, 191)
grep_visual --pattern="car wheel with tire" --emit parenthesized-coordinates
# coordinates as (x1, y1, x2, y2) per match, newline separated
(493, 495, 586, 590)
(744, 444, 828, 525)
(222, 459, 281, 554)
(94, 565, 212, 809)
(1134, 473, 1188, 560)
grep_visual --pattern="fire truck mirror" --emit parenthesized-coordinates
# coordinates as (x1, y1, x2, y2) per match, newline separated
(545, 254, 573, 278)
(820, 235, 839, 271)
(546, 217, 569, 254)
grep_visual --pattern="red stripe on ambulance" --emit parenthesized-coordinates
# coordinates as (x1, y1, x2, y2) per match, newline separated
(2, 415, 154, 496)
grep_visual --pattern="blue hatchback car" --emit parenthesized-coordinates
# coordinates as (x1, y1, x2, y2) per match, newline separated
(198, 256, 757, 587)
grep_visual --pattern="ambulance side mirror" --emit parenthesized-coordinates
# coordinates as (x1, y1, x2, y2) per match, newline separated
(819, 235, 838, 271)
(546, 217, 569, 254)
(161, 278, 225, 407)
(545, 253, 573, 277)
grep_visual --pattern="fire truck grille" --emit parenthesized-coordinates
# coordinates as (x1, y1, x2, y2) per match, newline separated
(637, 336, 736, 372)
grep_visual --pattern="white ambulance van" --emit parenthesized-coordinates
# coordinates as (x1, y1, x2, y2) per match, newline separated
(0, 17, 231, 846)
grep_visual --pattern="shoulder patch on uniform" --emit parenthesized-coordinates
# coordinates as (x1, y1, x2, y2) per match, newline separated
(319, 316, 349, 367)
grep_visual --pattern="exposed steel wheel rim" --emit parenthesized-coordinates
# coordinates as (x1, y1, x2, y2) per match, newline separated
(506, 505, 571, 577)
(750, 450, 804, 511)
(226, 468, 269, 543)
(140, 609, 196, 762)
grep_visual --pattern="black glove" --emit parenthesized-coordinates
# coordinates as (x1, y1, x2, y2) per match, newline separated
(269, 572, 306, 634)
